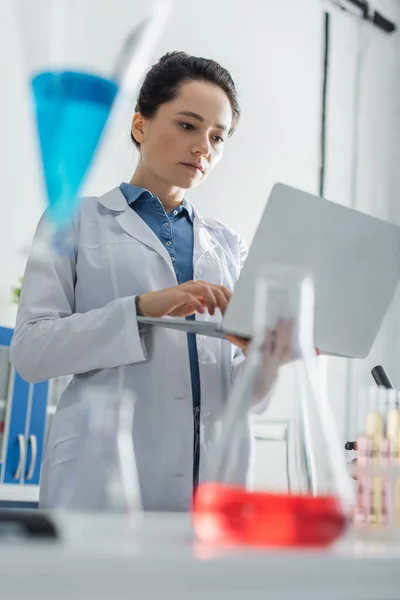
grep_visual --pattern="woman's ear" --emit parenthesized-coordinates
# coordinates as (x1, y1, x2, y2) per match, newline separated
(131, 112, 145, 145)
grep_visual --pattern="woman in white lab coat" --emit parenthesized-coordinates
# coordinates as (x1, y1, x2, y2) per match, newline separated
(10, 52, 274, 511)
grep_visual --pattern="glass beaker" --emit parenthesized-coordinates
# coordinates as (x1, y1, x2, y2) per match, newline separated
(66, 388, 142, 521)
(14, 0, 171, 230)
(193, 267, 353, 547)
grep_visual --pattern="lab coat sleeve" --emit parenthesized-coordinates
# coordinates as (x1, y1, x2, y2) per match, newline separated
(9, 213, 147, 384)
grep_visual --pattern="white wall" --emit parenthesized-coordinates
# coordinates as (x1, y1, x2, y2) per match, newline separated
(379, 0, 400, 432)
(0, 0, 45, 327)
(1, 0, 400, 486)
(324, 0, 400, 447)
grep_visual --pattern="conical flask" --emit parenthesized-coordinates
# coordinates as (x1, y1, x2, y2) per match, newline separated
(193, 267, 353, 547)
(66, 388, 142, 521)
(14, 0, 171, 230)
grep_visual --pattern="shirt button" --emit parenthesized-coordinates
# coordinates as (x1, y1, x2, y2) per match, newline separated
(171, 256, 176, 263)
(166, 241, 172, 247)
(173, 210, 178, 216)
(163, 222, 169, 227)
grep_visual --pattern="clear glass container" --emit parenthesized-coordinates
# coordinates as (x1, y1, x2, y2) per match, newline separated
(66, 388, 141, 521)
(14, 0, 171, 231)
(193, 267, 353, 547)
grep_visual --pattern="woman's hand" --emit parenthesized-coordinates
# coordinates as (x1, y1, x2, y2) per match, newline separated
(226, 319, 294, 359)
(225, 335, 250, 355)
(138, 281, 232, 318)
(227, 323, 322, 359)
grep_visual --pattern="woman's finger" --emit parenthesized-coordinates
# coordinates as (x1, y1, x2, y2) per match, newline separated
(213, 287, 229, 315)
(178, 292, 205, 314)
(212, 283, 232, 303)
(195, 283, 218, 315)
(196, 280, 232, 303)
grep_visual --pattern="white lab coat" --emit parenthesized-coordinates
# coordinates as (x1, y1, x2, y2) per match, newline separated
(10, 187, 251, 511)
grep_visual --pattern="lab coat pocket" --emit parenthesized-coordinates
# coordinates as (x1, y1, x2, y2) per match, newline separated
(41, 444, 83, 509)
(106, 241, 170, 297)
(195, 257, 237, 291)
(40, 402, 88, 508)
(49, 402, 87, 467)
(53, 436, 82, 467)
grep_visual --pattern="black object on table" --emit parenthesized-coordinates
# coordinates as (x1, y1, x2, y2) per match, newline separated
(0, 510, 58, 539)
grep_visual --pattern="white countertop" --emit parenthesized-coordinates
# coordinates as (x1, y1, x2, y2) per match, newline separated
(0, 511, 400, 599)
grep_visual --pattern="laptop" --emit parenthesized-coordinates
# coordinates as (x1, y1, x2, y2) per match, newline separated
(137, 183, 400, 358)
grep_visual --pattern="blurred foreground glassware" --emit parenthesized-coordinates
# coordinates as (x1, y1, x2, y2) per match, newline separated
(14, 0, 171, 232)
(193, 267, 353, 548)
(66, 389, 142, 523)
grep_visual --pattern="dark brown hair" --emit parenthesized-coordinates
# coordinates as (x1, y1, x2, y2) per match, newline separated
(132, 51, 240, 149)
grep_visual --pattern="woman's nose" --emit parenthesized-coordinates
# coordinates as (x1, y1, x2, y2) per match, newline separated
(192, 135, 211, 157)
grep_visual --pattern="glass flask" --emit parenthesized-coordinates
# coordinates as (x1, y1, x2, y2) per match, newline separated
(66, 388, 142, 521)
(14, 0, 171, 231)
(193, 267, 354, 548)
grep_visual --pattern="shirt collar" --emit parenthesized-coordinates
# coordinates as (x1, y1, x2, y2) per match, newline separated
(180, 198, 194, 223)
(119, 182, 194, 223)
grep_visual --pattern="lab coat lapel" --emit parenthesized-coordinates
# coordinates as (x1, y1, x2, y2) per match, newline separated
(98, 187, 175, 275)
(192, 206, 219, 267)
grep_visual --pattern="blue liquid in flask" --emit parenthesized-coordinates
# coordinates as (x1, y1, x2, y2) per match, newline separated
(32, 71, 118, 228)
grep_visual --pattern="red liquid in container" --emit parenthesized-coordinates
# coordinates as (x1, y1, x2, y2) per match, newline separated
(193, 483, 348, 548)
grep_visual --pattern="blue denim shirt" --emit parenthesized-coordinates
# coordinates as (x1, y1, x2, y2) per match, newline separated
(119, 183, 201, 486)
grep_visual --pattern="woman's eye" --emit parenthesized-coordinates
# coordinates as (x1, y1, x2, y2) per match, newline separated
(180, 122, 195, 131)
(213, 135, 225, 143)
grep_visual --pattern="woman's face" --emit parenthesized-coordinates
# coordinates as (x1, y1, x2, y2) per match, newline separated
(132, 80, 233, 190)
